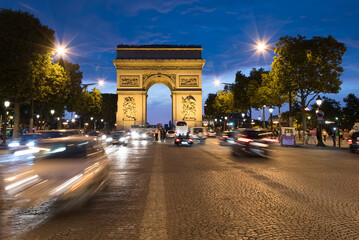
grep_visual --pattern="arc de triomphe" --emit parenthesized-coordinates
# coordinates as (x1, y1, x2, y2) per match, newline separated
(113, 45, 206, 130)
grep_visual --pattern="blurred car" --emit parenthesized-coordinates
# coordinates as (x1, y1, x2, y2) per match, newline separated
(232, 129, 278, 157)
(348, 131, 359, 153)
(4, 136, 110, 206)
(88, 131, 107, 142)
(131, 130, 150, 140)
(7, 133, 46, 150)
(219, 131, 238, 146)
(109, 131, 128, 145)
(207, 130, 217, 137)
(166, 130, 176, 138)
(190, 127, 207, 143)
(39, 129, 82, 138)
(174, 134, 193, 146)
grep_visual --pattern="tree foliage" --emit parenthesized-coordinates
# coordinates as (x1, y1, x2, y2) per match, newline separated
(77, 88, 103, 118)
(272, 35, 346, 130)
(213, 91, 235, 115)
(0, 9, 55, 137)
(343, 93, 359, 128)
(204, 93, 217, 116)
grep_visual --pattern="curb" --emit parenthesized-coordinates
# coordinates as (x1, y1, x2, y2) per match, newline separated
(295, 144, 349, 151)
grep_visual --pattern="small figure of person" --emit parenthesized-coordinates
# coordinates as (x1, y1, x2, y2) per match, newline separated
(332, 130, 336, 147)
(310, 128, 317, 145)
(154, 127, 159, 142)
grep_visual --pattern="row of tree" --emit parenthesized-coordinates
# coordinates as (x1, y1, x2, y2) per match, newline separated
(205, 35, 356, 130)
(0, 9, 110, 137)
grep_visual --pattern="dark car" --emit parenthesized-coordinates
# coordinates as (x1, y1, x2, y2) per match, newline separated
(219, 131, 238, 146)
(232, 129, 277, 157)
(110, 131, 128, 145)
(174, 134, 193, 146)
(349, 132, 359, 153)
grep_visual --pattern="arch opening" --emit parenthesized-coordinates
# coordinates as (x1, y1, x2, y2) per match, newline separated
(146, 83, 172, 127)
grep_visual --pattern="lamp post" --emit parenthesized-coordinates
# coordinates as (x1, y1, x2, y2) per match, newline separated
(269, 107, 274, 131)
(2, 101, 10, 145)
(316, 96, 325, 146)
(50, 109, 55, 129)
(262, 105, 266, 128)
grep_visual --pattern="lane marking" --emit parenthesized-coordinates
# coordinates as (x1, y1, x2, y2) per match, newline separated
(139, 144, 168, 239)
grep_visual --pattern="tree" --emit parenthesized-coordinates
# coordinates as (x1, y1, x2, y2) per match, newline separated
(231, 71, 251, 117)
(204, 93, 217, 116)
(57, 59, 83, 113)
(101, 94, 117, 131)
(213, 90, 235, 115)
(259, 71, 289, 125)
(77, 88, 103, 120)
(271, 35, 346, 131)
(0, 9, 55, 137)
(343, 93, 359, 129)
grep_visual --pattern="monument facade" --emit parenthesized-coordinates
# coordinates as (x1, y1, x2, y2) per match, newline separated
(113, 45, 206, 130)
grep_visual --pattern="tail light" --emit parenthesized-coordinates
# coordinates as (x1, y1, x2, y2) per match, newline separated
(189, 139, 193, 142)
(348, 139, 353, 145)
(237, 137, 253, 143)
(223, 135, 228, 138)
(175, 138, 181, 142)
(262, 138, 279, 143)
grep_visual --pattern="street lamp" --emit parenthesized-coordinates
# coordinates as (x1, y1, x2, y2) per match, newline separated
(316, 95, 325, 146)
(241, 113, 245, 127)
(262, 105, 266, 128)
(269, 107, 274, 131)
(2, 101, 10, 145)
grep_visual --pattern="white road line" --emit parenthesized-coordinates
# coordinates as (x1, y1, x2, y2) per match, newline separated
(139, 145, 168, 239)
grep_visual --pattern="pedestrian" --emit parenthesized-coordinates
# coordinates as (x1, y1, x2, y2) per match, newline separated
(310, 128, 317, 145)
(154, 127, 159, 142)
(322, 129, 328, 142)
(331, 130, 336, 147)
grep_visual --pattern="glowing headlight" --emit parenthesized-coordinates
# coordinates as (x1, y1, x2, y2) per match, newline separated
(101, 135, 107, 140)
(106, 137, 113, 142)
(119, 137, 126, 141)
(26, 141, 35, 147)
(142, 133, 147, 138)
(132, 132, 139, 138)
(8, 142, 20, 148)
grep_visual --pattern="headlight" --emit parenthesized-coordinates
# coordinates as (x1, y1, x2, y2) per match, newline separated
(8, 142, 20, 148)
(26, 141, 35, 147)
(119, 137, 126, 141)
(101, 135, 107, 140)
(142, 133, 147, 138)
(132, 132, 139, 138)
(106, 137, 113, 142)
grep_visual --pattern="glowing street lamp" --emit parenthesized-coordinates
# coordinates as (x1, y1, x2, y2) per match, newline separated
(50, 109, 55, 115)
(316, 95, 325, 146)
(269, 107, 274, 131)
(2, 101, 10, 145)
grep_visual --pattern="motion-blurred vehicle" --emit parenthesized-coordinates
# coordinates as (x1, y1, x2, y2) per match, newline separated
(109, 131, 128, 145)
(190, 127, 207, 143)
(219, 131, 237, 146)
(166, 130, 176, 138)
(207, 130, 217, 137)
(174, 134, 193, 146)
(348, 131, 359, 153)
(175, 121, 188, 136)
(88, 131, 107, 142)
(4, 136, 110, 207)
(131, 130, 150, 140)
(39, 129, 82, 138)
(7, 133, 46, 150)
(232, 129, 278, 157)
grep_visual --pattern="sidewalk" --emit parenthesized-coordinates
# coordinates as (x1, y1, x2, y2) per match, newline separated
(294, 137, 350, 151)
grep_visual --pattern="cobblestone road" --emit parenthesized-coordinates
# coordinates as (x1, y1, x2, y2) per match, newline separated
(1, 138, 359, 239)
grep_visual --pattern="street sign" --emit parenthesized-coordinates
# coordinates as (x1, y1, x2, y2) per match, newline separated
(316, 110, 324, 118)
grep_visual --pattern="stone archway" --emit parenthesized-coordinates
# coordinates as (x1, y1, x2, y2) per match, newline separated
(113, 45, 205, 130)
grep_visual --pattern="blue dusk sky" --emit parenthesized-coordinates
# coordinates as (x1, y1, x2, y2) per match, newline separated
(1, 0, 359, 124)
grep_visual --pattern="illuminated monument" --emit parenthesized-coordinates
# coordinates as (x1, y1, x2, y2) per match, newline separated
(113, 45, 206, 130)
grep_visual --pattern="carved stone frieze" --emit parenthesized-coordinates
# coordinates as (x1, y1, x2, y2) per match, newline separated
(143, 73, 176, 85)
(123, 97, 136, 120)
(120, 75, 140, 87)
(179, 75, 199, 87)
(181, 95, 196, 121)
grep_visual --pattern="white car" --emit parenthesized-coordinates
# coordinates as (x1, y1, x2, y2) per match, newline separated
(166, 130, 176, 138)
(208, 131, 217, 137)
